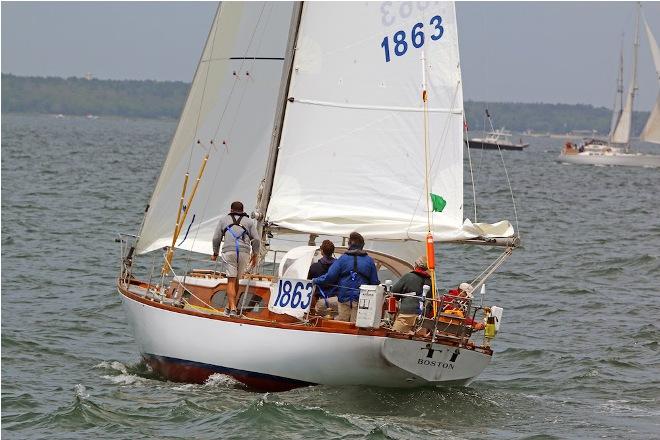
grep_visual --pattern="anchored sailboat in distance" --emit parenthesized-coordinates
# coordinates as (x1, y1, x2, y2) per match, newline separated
(559, 5, 660, 168)
(117, 1, 518, 391)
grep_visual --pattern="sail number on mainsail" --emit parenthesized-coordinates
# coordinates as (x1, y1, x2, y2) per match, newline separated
(381, 15, 445, 62)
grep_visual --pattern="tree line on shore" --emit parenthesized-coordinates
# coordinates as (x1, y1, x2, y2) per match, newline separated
(2, 73, 650, 135)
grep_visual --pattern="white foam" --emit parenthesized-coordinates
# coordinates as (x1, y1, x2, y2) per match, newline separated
(94, 360, 128, 374)
(102, 373, 145, 386)
(74, 383, 89, 399)
(204, 373, 239, 388)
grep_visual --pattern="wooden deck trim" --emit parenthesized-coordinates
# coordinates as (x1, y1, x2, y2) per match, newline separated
(117, 277, 489, 353)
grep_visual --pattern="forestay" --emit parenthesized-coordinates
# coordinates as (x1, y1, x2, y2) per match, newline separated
(136, 2, 295, 255)
(641, 15, 660, 144)
(266, 2, 513, 242)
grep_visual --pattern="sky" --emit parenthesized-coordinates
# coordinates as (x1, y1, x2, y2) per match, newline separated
(2, 1, 659, 110)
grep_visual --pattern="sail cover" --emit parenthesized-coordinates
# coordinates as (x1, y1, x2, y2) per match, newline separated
(641, 16, 660, 144)
(136, 2, 295, 255)
(266, 2, 513, 242)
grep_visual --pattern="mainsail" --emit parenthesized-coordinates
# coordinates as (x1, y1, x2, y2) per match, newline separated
(610, 84, 634, 144)
(136, 2, 295, 255)
(265, 2, 512, 242)
(611, 10, 640, 146)
(641, 15, 660, 144)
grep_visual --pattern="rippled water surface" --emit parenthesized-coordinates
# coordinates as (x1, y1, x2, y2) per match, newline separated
(2, 113, 659, 439)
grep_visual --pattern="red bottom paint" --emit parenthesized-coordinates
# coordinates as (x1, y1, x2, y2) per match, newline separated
(143, 354, 314, 392)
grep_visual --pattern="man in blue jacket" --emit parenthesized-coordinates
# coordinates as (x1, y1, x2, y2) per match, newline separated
(312, 232, 379, 323)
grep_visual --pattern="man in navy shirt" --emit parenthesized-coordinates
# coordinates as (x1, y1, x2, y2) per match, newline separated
(307, 240, 338, 317)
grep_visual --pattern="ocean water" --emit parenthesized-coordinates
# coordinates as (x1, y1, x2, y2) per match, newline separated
(2, 113, 659, 439)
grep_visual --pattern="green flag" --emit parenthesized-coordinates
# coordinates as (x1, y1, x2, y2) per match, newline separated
(430, 193, 446, 212)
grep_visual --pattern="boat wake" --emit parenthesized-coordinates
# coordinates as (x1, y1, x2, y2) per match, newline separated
(94, 360, 159, 385)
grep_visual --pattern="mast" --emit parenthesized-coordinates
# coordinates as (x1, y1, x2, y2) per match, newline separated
(420, 50, 438, 313)
(628, 3, 640, 152)
(609, 36, 624, 142)
(255, 2, 303, 240)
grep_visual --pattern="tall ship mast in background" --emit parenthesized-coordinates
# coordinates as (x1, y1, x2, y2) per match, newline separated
(559, 3, 660, 168)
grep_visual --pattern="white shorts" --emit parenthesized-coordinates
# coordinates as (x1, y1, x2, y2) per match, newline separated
(222, 249, 250, 278)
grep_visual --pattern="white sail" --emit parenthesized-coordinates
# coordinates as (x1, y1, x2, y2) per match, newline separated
(641, 94, 660, 144)
(611, 84, 634, 144)
(644, 16, 660, 78)
(136, 2, 295, 255)
(266, 2, 512, 242)
(612, 8, 641, 146)
(641, 16, 660, 144)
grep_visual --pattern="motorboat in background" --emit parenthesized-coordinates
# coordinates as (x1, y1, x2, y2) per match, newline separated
(467, 128, 529, 151)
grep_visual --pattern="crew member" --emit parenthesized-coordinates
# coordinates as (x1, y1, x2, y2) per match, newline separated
(211, 201, 260, 317)
(307, 240, 339, 317)
(390, 256, 432, 333)
(312, 232, 379, 323)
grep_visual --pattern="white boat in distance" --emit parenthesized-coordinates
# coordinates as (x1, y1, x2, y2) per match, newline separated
(467, 128, 529, 151)
(559, 5, 660, 168)
(117, 1, 518, 391)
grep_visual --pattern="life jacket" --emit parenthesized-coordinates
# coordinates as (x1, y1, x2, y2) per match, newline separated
(343, 251, 372, 303)
(221, 212, 250, 259)
(442, 289, 469, 314)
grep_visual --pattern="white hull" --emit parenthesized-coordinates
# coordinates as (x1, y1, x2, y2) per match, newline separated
(558, 151, 660, 168)
(119, 291, 492, 390)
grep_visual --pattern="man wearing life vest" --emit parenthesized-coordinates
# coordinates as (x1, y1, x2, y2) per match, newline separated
(211, 201, 261, 317)
(312, 232, 379, 323)
(390, 256, 432, 333)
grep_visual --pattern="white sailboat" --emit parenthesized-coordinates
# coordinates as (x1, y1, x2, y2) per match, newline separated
(117, 1, 518, 391)
(559, 6, 660, 168)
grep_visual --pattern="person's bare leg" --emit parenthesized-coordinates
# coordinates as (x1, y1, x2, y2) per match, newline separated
(227, 277, 237, 311)
(233, 277, 240, 311)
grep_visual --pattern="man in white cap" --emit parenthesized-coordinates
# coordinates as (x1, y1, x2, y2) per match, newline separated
(459, 282, 474, 297)
(442, 282, 484, 330)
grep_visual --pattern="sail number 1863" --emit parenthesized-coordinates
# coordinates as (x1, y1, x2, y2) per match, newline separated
(381, 15, 444, 62)
(273, 279, 313, 310)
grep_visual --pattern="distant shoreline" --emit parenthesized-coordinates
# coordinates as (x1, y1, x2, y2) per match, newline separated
(1, 73, 650, 135)
(1, 111, 178, 123)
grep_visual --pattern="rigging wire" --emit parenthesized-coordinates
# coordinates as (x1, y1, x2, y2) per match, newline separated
(484, 110, 521, 238)
(181, 3, 272, 277)
(223, 5, 275, 147)
(210, 4, 268, 144)
(471, 4, 519, 238)
(464, 116, 478, 223)
(187, 5, 222, 172)
(407, 81, 461, 232)
(473, 109, 487, 200)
